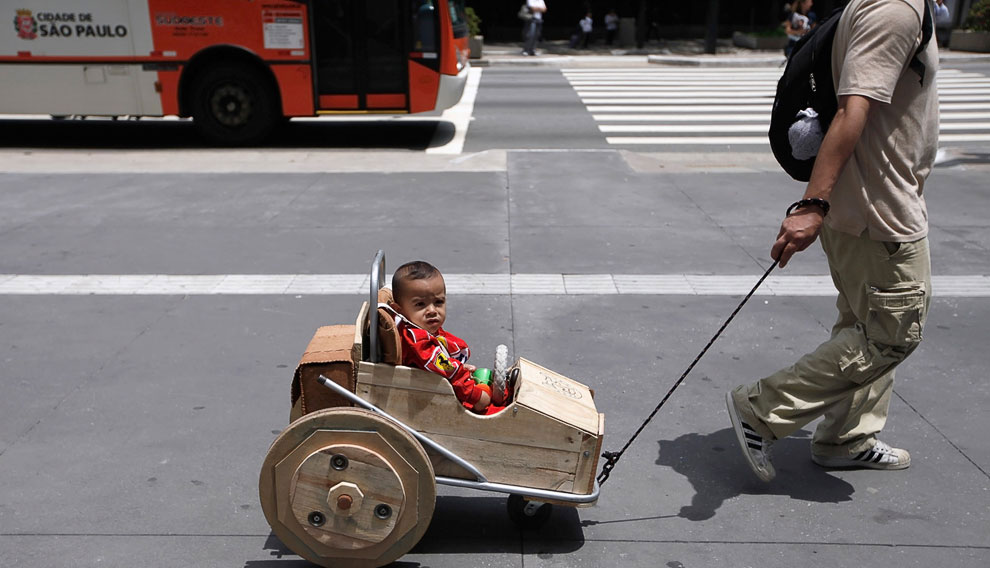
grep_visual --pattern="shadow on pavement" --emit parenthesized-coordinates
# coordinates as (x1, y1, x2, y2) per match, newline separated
(249, 533, 424, 567)
(654, 428, 855, 521)
(248, 494, 585, 566)
(936, 151, 990, 168)
(0, 118, 455, 150)
(415, 495, 584, 553)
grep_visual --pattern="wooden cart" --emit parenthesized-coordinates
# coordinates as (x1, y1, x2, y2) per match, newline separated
(259, 251, 604, 568)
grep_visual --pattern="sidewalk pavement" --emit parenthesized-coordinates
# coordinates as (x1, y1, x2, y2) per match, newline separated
(474, 38, 990, 67)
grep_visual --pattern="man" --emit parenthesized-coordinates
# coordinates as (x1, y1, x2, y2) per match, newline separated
(523, 0, 547, 56)
(727, 0, 938, 482)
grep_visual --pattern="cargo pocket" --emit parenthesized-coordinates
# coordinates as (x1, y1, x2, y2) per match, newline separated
(865, 282, 925, 348)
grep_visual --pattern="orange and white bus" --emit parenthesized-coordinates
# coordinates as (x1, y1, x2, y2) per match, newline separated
(1, 0, 471, 144)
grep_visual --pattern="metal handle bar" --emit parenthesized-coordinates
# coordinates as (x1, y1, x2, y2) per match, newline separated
(369, 250, 385, 363)
(317, 375, 600, 504)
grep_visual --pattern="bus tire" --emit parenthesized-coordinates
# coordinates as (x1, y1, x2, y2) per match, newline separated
(190, 64, 280, 145)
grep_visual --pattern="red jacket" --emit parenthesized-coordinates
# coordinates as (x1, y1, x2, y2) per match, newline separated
(396, 319, 483, 408)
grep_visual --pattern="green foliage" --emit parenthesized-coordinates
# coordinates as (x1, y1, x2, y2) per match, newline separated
(464, 6, 482, 37)
(755, 26, 786, 38)
(966, 0, 990, 32)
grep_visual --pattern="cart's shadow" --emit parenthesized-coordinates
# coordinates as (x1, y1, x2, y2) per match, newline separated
(650, 427, 855, 522)
(248, 495, 585, 567)
(0, 117, 455, 150)
(414, 495, 584, 553)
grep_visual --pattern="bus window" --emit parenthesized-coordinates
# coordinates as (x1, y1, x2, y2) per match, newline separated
(365, 0, 405, 93)
(314, 0, 357, 95)
(449, 0, 468, 39)
(412, 0, 437, 52)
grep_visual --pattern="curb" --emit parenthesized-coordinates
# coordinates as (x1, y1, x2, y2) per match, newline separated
(473, 50, 990, 68)
(647, 54, 784, 67)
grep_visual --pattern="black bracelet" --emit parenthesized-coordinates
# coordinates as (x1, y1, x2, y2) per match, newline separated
(787, 198, 830, 216)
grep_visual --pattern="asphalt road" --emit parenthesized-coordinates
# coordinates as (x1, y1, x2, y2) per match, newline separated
(0, 62, 988, 568)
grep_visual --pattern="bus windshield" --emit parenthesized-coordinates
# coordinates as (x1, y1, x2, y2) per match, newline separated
(449, 0, 468, 38)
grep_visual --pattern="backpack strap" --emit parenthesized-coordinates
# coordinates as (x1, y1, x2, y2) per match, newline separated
(908, 1, 934, 86)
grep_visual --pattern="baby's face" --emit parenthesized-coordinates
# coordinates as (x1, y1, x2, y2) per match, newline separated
(392, 275, 447, 334)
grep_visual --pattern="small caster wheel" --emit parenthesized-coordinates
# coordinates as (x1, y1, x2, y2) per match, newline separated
(507, 494, 552, 530)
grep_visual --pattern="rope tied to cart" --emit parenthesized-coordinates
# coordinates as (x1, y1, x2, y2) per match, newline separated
(597, 259, 780, 485)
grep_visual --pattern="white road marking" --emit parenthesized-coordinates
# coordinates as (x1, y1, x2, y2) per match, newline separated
(427, 66, 483, 155)
(0, 274, 987, 296)
(568, 66, 990, 147)
(606, 136, 767, 145)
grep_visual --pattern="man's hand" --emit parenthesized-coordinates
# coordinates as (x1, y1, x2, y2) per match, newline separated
(772, 208, 825, 268)
(771, 94, 872, 268)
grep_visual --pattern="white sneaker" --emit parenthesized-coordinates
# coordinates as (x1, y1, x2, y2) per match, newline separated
(812, 440, 911, 470)
(726, 392, 776, 482)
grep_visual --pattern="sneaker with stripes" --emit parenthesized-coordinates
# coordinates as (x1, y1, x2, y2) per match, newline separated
(726, 392, 776, 482)
(812, 440, 911, 470)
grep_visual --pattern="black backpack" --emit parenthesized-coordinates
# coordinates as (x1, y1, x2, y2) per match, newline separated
(769, 3, 933, 182)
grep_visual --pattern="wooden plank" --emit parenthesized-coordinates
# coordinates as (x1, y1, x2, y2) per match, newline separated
(354, 302, 368, 358)
(356, 380, 584, 453)
(357, 361, 453, 396)
(572, 417, 604, 496)
(515, 359, 601, 434)
(354, 357, 606, 494)
(288, 444, 403, 548)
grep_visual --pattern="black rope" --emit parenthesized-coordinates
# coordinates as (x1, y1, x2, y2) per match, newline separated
(597, 259, 779, 485)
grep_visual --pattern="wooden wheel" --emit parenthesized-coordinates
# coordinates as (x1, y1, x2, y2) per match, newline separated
(259, 408, 436, 568)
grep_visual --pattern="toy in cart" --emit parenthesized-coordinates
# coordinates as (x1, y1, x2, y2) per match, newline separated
(259, 251, 605, 568)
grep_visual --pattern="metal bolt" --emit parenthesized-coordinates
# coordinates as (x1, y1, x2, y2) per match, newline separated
(337, 494, 353, 510)
(330, 454, 348, 471)
(583, 451, 590, 457)
(374, 504, 392, 520)
(308, 511, 326, 527)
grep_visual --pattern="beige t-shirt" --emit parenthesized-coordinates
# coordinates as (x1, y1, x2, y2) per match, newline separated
(827, 0, 939, 241)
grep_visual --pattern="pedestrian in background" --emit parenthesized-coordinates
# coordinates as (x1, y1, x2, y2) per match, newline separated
(522, 0, 547, 56)
(604, 8, 619, 45)
(784, 0, 814, 56)
(727, 0, 938, 482)
(579, 11, 593, 49)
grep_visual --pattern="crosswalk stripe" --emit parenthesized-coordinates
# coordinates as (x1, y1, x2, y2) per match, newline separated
(605, 136, 768, 145)
(0, 274, 987, 296)
(594, 112, 990, 121)
(577, 91, 776, 97)
(566, 66, 990, 148)
(581, 97, 776, 104)
(601, 122, 990, 133)
(594, 114, 769, 122)
(588, 105, 772, 112)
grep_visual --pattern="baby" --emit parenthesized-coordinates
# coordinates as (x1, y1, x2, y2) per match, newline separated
(388, 261, 503, 415)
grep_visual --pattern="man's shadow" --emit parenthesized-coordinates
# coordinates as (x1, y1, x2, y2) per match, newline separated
(653, 428, 855, 521)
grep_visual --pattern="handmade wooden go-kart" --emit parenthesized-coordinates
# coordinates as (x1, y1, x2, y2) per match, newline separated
(259, 251, 605, 567)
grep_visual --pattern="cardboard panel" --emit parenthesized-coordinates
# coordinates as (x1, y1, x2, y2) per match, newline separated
(289, 325, 358, 422)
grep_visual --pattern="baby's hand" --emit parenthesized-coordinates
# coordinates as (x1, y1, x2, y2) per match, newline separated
(472, 390, 491, 413)
(464, 363, 477, 373)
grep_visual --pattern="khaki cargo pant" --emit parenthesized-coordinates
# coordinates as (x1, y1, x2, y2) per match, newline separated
(731, 224, 931, 457)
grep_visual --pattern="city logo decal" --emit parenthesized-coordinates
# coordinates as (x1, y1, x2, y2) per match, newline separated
(15, 9, 37, 40)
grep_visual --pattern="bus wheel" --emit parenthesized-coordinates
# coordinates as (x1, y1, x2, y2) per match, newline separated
(191, 65, 280, 145)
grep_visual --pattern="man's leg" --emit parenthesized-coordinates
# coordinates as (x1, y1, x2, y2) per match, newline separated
(731, 227, 930, 446)
(811, 230, 931, 458)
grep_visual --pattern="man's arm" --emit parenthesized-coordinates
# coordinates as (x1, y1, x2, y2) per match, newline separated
(771, 94, 873, 267)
